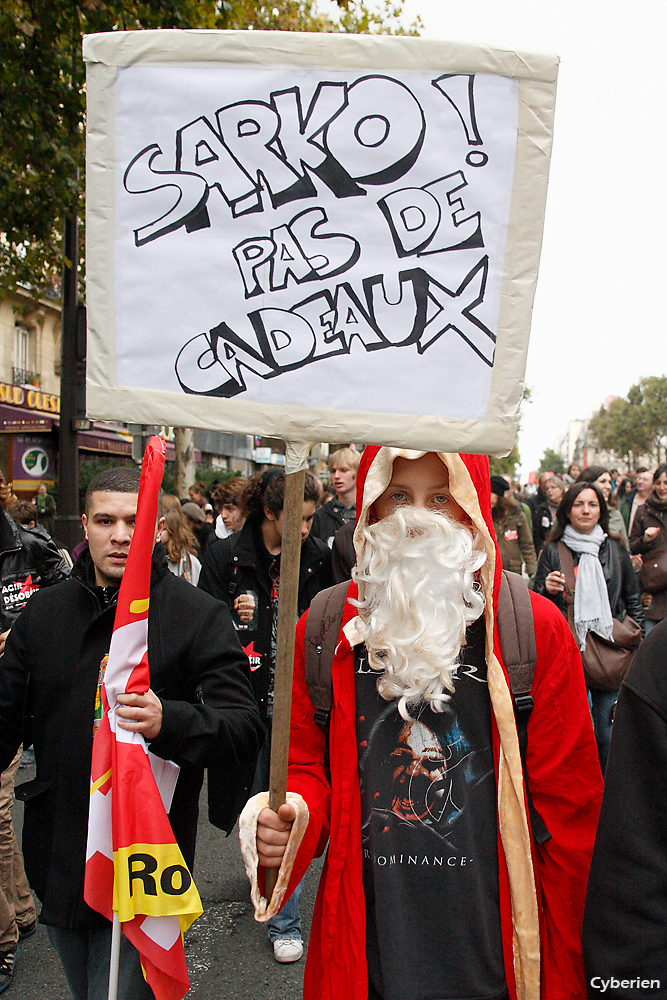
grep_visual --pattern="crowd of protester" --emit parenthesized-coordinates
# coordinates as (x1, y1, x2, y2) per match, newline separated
(0, 448, 355, 992)
(487, 463, 667, 780)
(0, 449, 666, 997)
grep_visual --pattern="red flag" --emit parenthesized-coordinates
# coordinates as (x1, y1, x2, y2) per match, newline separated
(85, 437, 202, 1000)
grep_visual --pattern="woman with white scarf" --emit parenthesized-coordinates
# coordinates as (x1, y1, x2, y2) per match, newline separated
(534, 481, 644, 773)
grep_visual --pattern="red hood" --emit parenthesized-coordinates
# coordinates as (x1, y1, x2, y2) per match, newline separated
(356, 445, 502, 611)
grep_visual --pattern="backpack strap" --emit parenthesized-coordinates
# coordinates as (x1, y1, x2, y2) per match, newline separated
(557, 541, 576, 604)
(304, 581, 350, 730)
(498, 570, 550, 844)
(557, 541, 578, 645)
(497, 571, 537, 699)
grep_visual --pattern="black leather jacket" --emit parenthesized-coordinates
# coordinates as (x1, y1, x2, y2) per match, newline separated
(0, 508, 69, 630)
(198, 519, 332, 720)
(534, 536, 644, 624)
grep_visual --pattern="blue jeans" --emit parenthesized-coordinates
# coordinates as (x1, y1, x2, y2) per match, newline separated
(250, 727, 303, 942)
(588, 689, 618, 775)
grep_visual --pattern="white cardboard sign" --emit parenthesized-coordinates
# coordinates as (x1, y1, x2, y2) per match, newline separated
(84, 30, 558, 454)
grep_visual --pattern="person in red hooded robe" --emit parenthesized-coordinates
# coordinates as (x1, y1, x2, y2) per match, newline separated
(241, 449, 603, 1000)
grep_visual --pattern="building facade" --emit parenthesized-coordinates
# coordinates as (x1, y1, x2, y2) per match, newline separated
(0, 290, 270, 495)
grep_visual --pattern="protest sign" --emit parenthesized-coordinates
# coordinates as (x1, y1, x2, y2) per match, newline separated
(84, 30, 557, 454)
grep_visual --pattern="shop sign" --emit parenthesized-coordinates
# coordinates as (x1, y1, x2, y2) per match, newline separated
(0, 383, 60, 414)
(12, 435, 55, 482)
(0, 419, 52, 433)
(78, 435, 132, 456)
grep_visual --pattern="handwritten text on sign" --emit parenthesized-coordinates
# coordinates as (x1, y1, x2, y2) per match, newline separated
(115, 67, 518, 419)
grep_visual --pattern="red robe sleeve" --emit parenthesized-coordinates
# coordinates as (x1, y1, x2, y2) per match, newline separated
(283, 611, 332, 890)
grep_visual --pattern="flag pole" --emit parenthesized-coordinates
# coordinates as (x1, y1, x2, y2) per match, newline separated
(265, 441, 312, 902)
(108, 912, 121, 1000)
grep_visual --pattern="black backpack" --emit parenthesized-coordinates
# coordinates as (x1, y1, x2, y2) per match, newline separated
(303, 571, 550, 844)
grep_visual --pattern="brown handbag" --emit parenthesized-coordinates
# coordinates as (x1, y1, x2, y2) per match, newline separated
(557, 542, 642, 691)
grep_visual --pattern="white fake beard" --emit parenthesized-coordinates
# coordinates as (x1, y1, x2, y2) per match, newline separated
(351, 506, 487, 722)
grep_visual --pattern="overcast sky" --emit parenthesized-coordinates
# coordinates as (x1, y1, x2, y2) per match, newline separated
(326, 0, 666, 476)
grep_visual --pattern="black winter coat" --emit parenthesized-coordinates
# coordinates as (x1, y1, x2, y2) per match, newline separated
(198, 520, 332, 720)
(583, 619, 667, 993)
(331, 520, 356, 584)
(0, 507, 69, 629)
(311, 498, 356, 547)
(0, 547, 262, 929)
(534, 536, 644, 625)
(527, 491, 553, 556)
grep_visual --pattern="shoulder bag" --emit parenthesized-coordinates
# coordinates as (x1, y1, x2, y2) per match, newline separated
(558, 541, 641, 691)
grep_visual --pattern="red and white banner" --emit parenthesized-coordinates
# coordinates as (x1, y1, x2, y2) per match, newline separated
(84, 436, 202, 1000)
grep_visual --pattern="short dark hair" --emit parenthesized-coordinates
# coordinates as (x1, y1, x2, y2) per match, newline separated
(654, 464, 667, 483)
(9, 501, 37, 525)
(84, 468, 141, 513)
(84, 467, 163, 518)
(548, 481, 611, 542)
(243, 469, 321, 522)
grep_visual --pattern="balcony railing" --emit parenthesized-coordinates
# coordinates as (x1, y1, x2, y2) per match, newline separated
(12, 368, 41, 387)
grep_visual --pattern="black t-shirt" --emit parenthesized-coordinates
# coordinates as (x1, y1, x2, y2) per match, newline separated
(355, 618, 507, 1000)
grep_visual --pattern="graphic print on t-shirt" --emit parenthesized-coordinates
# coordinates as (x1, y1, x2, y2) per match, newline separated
(359, 704, 478, 841)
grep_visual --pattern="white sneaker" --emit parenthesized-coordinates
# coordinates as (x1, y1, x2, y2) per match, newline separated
(272, 938, 304, 964)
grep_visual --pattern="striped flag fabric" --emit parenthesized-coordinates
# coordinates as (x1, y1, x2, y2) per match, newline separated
(84, 436, 202, 1000)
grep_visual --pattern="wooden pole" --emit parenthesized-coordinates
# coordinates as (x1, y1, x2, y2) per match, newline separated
(264, 442, 311, 901)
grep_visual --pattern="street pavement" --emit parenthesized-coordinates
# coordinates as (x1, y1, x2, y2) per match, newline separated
(10, 765, 323, 999)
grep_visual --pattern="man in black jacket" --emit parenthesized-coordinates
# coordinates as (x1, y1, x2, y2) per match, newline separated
(199, 469, 332, 723)
(0, 468, 262, 999)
